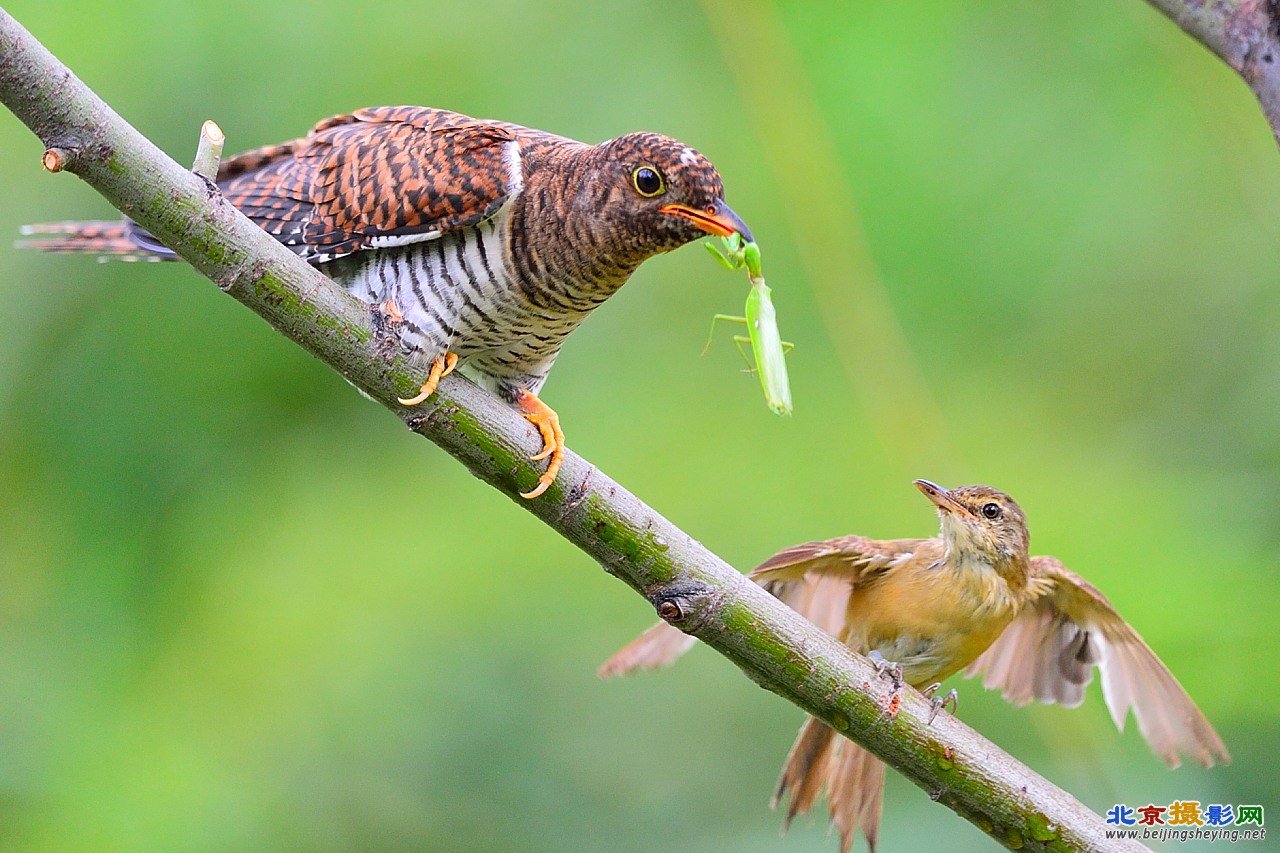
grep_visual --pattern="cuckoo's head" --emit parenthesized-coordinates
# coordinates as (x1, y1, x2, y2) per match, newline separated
(582, 132, 752, 259)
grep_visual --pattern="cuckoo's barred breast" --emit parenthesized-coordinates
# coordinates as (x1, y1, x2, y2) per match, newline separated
(24, 105, 752, 403)
(326, 208, 584, 399)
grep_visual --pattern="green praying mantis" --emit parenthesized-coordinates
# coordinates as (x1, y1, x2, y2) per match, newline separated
(704, 234, 793, 416)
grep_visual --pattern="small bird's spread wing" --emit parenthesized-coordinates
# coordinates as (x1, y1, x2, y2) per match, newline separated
(749, 535, 922, 586)
(596, 572, 855, 678)
(965, 556, 1229, 768)
(218, 106, 519, 262)
(596, 621, 696, 678)
(748, 536, 923, 645)
(597, 537, 912, 678)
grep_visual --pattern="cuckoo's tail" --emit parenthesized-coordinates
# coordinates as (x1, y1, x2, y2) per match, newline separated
(774, 716, 886, 853)
(17, 219, 176, 261)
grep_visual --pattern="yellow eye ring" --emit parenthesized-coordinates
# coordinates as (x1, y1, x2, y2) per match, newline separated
(632, 165, 665, 197)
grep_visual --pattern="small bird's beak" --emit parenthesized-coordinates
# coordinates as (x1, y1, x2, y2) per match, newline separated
(660, 199, 754, 243)
(913, 479, 976, 520)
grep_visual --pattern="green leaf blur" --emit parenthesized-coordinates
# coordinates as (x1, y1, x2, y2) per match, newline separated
(0, 1, 1275, 850)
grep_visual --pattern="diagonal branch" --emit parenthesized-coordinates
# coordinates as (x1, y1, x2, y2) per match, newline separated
(1145, 0, 1280, 145)
(0, 9, 1135, 851)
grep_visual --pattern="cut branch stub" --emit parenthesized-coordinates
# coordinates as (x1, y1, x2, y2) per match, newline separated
(191, 120, 224, 181)
(41, 146, 65, 172)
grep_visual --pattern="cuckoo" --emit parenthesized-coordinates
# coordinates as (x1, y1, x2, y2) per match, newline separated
(22, 106, 754, 498)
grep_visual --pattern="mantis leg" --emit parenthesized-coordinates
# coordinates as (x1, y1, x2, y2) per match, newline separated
(702, 313, 749, 356)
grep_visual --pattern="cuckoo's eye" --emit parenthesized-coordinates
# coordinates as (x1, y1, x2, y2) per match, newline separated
(981, 503, 1001, 520)
(632, 166, 665, 197)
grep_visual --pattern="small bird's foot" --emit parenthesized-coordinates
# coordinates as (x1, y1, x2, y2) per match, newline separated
(868, 650, 905, 694)
(922, 683, 959, 725)
(514, 388, 565, 499)
(398, 352, 458, 405)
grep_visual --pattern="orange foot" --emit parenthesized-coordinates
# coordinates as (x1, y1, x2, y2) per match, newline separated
(398, 352, 458, 406)
(381, 299, 404, 323)
(514, 388, 565, 499)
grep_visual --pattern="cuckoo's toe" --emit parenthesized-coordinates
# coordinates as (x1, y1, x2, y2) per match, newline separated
(398, 352, 458, 406)
(515, 388, 565, 499)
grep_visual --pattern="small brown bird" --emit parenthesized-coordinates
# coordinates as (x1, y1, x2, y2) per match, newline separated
(600, 479, 1229, 852)
(20, 106, 752, 498)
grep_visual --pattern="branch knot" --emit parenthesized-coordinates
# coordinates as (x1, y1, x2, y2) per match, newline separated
(652, 580, 717, 634)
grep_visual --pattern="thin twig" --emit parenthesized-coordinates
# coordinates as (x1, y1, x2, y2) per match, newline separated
(191, 119, 224, 180)
(0, 9, 1136, 850)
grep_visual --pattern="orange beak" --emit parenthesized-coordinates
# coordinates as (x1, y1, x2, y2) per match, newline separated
(660, 199, 754, 242)
(913, 479, 976, 520)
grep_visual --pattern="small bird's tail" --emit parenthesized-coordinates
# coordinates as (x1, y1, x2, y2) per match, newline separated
(17, 219, 176, 261)
(596, 621, 696, 677)
(774, 716, 885, 853)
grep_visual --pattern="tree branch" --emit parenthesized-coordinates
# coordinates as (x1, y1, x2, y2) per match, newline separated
(1145, 0, 1280, 144)
(0, 9, 1135, 850)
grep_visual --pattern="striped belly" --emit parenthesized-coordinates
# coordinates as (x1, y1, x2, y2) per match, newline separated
(323, 213, 590, 399)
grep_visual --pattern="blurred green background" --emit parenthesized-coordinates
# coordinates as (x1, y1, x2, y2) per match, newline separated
(1, 1, 1276, 850)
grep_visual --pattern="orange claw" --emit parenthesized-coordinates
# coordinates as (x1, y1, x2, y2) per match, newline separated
(514, 388, 565, 499)
(398, 352, 458, 406)
(381, 299, 404, 323)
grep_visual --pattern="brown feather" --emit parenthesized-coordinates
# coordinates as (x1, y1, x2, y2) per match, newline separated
(749, 535, 918, 585)
(596, 622, 694, 678)
(16, 221, 142, 256)
(218, 106, 520, 262)
(597, 570, 853, 677)
(774, 716, 838, 823)
(773, 717, 885, 853)
(216, 139, 301, 182)
(827, 739, 885, 853)
(760, 573, 853, 638)
(966, 556, 1229, 768)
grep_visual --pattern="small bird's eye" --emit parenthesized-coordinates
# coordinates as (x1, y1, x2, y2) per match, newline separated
(632, 166, 664, 197)
(981, 503, 1001, 519)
